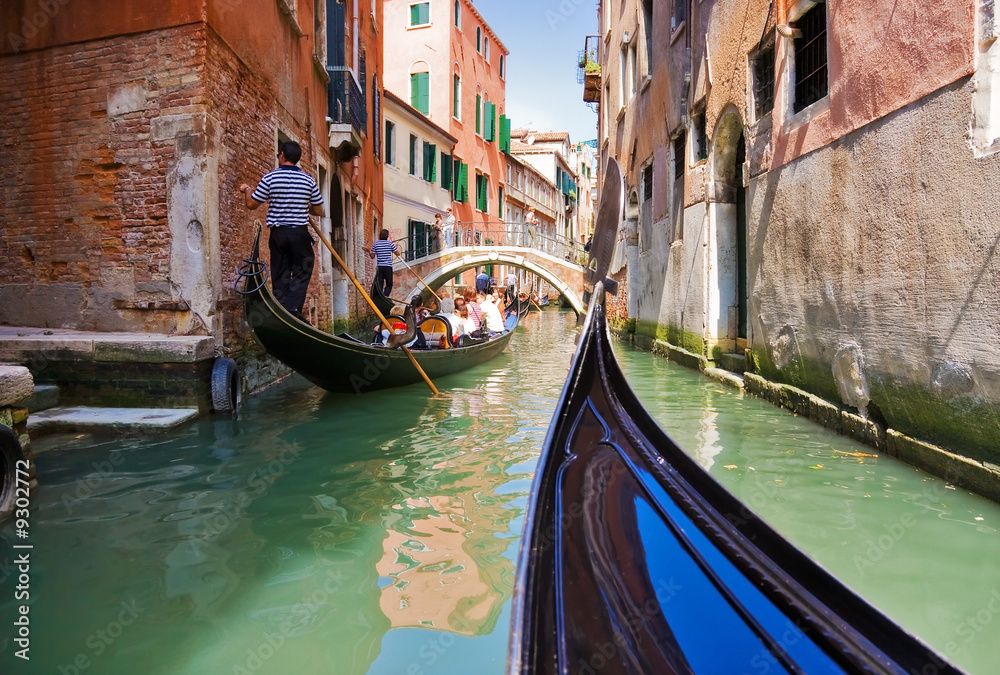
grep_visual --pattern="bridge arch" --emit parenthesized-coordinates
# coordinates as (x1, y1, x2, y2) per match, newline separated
(400, 248, 585, 314)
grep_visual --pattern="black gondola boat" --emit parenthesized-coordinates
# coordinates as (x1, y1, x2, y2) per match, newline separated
(238, 225, 518, 394)
(507, 160, 963, 674)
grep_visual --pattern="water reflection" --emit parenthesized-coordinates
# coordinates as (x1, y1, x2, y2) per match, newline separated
(1, 310, 997, 675)
(0, 311, 577, 675)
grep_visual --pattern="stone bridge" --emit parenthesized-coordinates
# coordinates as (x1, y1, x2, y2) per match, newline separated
(394, 245, 587, 314)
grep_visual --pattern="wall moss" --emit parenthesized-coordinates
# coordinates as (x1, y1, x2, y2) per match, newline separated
(869, 378, 1000, 465)
(749, 346, 843, 404)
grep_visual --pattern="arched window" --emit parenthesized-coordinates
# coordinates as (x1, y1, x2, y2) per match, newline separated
(452, 65, 462, 120)
(476, 27, 482, 53)
(454, 0, 461, 28)
(409, 61, 430, 115)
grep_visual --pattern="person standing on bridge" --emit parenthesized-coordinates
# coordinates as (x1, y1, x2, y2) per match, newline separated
(240, 140, 324, 319)
(442, 207, 456, 249)
(369, 229, 399, 297)
(525, 208, 539, 249)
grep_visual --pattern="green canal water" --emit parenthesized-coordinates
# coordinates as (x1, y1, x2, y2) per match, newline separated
(1, 309, 998, 674)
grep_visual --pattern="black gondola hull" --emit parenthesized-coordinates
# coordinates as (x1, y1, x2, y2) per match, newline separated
(508, 157, 962, 675)
(241, 259, 516, 394)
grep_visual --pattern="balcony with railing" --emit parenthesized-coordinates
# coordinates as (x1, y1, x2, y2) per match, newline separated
(327, 67, 366, 158)
(578, 35, 602, 103)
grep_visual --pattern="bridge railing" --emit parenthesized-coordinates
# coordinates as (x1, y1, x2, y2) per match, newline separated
(394, 220, 587, 266)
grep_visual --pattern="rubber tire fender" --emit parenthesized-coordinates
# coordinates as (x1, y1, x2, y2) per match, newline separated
(0, 425, 26, 523)
(211, 357, 241, 414)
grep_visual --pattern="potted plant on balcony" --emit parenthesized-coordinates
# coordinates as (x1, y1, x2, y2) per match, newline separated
(583, 60, 601, 103)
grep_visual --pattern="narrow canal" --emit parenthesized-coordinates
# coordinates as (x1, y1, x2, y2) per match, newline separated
(2, 309, 998, 674)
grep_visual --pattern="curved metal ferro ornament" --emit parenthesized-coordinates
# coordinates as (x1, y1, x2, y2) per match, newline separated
(582, 158, 625, 312)
(385, 305, 417, 349)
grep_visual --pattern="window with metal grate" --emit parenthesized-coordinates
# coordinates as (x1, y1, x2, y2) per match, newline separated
(793, 2, 828, 113)
(754, 44, 775, 120)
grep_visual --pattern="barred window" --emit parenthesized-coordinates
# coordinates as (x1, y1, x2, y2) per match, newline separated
(793, 2, 828, 113)
(753, 45, 775, 120)
(694, 113, 708, 161)
(641, 164, 653, 202)
(673, 133, 686, 180)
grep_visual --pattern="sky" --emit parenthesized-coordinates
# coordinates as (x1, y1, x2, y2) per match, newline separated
(474, 0, 599, 144)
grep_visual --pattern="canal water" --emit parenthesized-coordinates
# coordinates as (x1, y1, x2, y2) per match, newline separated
(1, 309, 998, 674)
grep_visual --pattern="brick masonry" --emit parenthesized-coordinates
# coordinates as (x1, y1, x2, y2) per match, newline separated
(0, 23, 342, 396)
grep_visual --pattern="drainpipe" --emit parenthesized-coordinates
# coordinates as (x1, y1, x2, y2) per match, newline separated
(776, 0, 796, 38)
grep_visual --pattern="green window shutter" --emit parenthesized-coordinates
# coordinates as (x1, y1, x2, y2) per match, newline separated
(411, 73, 429, 115)
(411, 2, 429, 26)
(456, 162, 469, 203)
(422, 142, 430, 180)
(385, 121, 394, 164)
(441, 152, 452, 189)
(476, 174, 488, 212)
(409, 134, 417, 175)
(489, 103, 496, 142)
(499, 115, 510, 154)
(475, 94, 481, 135)
(483, 102, 493, 141)
(429, 144, 437, 181)
(498, 186, 504, 216)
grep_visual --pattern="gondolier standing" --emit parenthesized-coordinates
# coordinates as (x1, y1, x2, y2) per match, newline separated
(369, 229, 399, 297)
(240, 141, 324, 319)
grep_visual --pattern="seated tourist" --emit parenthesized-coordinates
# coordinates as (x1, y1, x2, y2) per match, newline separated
(480, 293, 505, 334)
(448, 299, 469, 346)
(410, 295, 431, 322)
(439, 295, 455, 315)
(463, 288, 484, 334)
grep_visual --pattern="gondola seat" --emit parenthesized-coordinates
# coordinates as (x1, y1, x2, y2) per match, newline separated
(417, 315, 453, 349)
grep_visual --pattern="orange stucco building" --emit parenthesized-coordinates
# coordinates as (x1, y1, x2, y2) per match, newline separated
(382, 0, 509, 238)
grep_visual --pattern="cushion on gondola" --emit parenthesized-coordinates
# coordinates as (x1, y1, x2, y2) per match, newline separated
(418, 316, 453, 348)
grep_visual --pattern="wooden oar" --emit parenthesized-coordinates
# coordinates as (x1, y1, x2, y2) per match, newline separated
(308, 222, 439, 395)
(394, 252, 444, 306)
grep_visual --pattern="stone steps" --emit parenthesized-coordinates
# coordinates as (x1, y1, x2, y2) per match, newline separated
(27, 407, 200, 435)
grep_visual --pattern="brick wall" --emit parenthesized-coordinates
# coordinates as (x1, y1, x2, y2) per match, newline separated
(0, 24, 206, 333)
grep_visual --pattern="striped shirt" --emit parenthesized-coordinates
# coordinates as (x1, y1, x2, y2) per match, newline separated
(467, 302, 483, 329)
(251, 165, 322, 228)
(371, 240, 398, 266)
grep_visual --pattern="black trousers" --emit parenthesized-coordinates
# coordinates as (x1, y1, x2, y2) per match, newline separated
(268, 226, 314, 316)
(374, 265, 394, 297)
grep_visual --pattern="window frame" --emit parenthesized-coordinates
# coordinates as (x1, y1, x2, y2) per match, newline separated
(791, 1, 829, 115)
(409, 1, 431, 28)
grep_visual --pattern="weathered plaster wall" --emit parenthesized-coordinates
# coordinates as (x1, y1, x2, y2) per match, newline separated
(749, 78, 1000, 463)
(771, 0, 975, 168)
